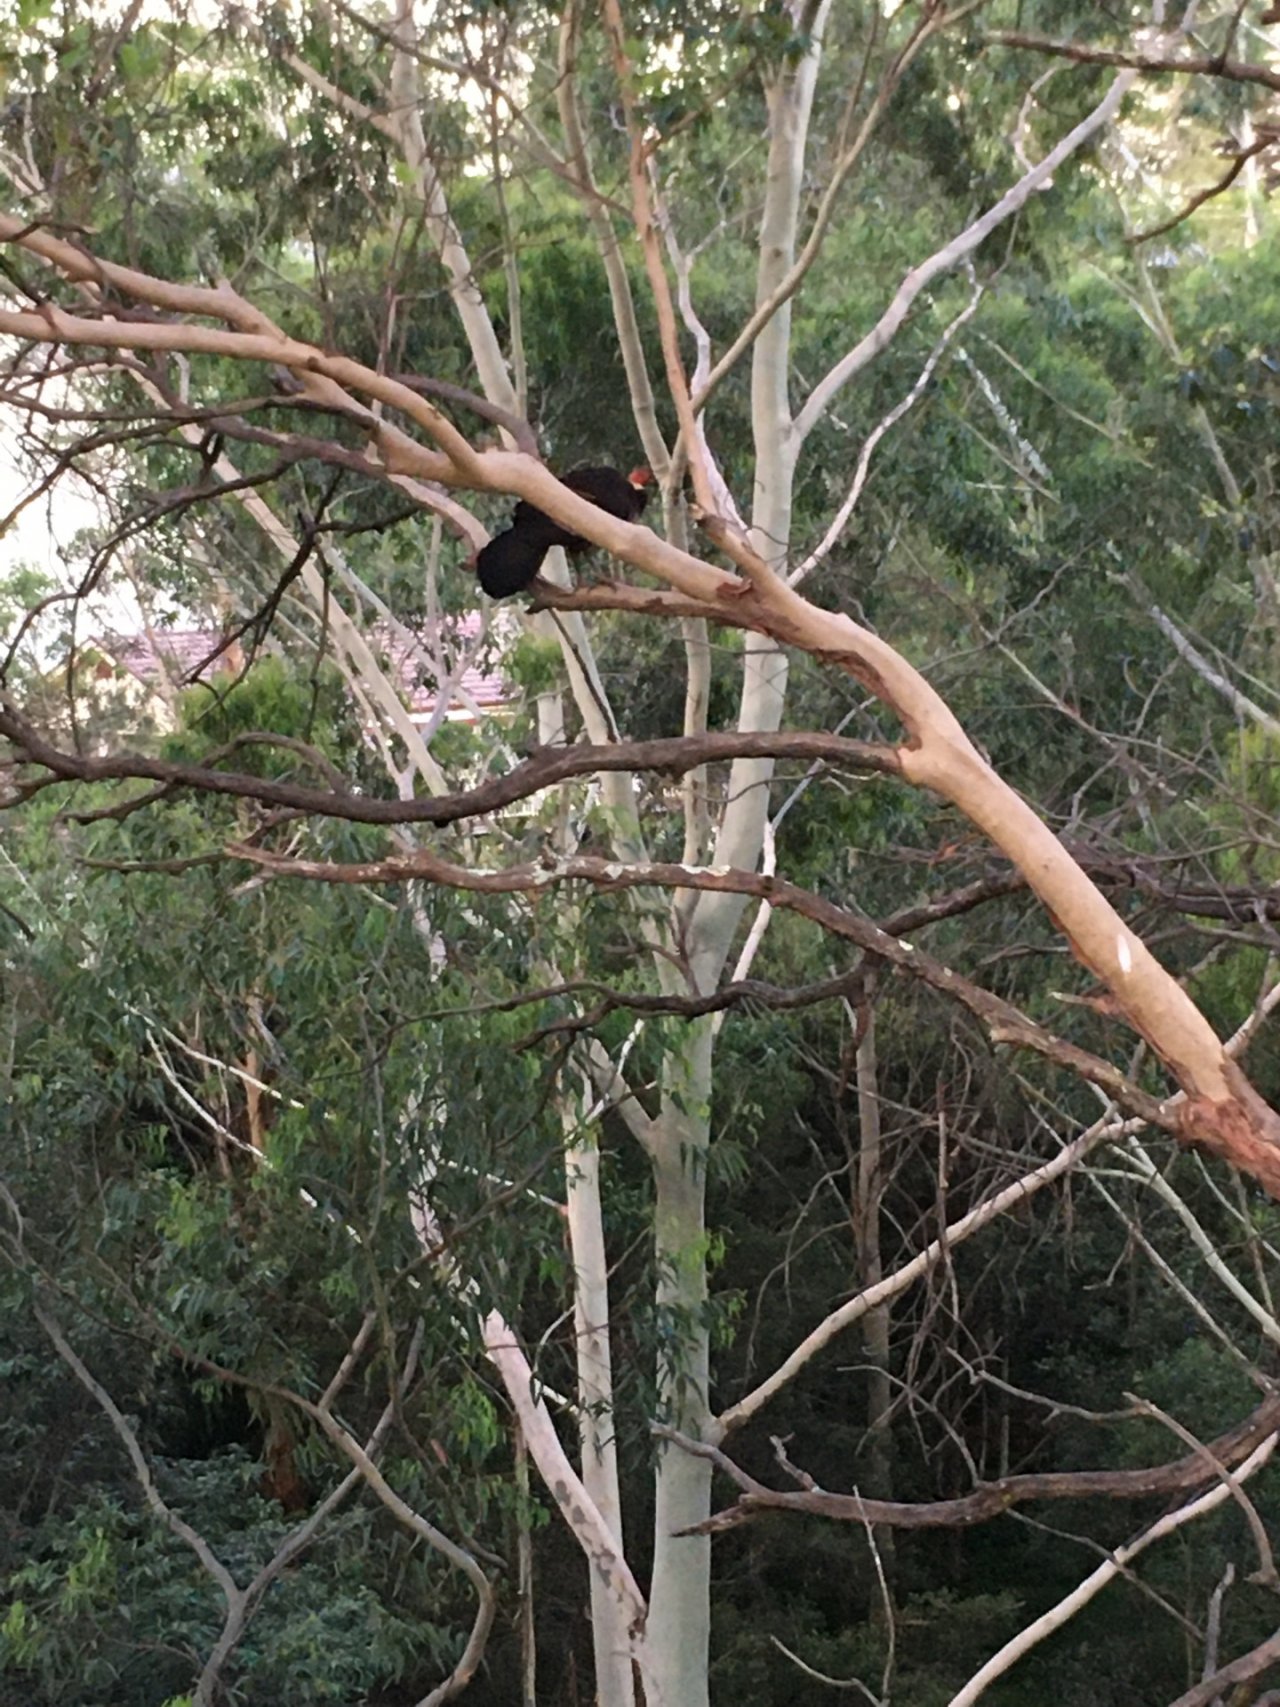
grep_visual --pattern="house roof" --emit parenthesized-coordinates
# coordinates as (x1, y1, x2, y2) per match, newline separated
(98, 614, 513, 723)
(369, 614, 512, 716)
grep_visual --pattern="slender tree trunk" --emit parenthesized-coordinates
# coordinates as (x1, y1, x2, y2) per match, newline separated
(646, 1017, 714, 1707)
(854, 1010, 896, 1577)
(539, 654, 634, 1705)
(514, 1428, 537, 1707)
(645, 17, 829, 1699)
(566, 1126, 635, 1707)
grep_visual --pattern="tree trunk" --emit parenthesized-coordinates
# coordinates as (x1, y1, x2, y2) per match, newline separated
(566, 1127, 635, 1707)
(646, 1017, 714, 1707)
(854, 1010, 895, 1578)
(646, 16, 829, 1695)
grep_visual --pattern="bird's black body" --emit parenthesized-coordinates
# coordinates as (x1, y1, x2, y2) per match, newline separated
(475, 465, 652, 598)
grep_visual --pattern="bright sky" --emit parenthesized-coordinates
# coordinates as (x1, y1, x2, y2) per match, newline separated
(0, 437, 91, 577)
(0, 429, 147, 648)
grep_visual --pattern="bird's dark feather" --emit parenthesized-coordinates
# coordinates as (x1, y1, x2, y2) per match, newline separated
(475, 466, 650, 599)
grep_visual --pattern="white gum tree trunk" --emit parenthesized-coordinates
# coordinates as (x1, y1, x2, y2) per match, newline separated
(645, 13, 830, 1703)
(565, 1116, 635, 1706)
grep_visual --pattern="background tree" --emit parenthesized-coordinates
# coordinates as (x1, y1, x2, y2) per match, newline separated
(4, 3, 1280, 1704)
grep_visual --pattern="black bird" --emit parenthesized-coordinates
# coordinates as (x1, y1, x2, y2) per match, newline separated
(475, 465, 653, 598)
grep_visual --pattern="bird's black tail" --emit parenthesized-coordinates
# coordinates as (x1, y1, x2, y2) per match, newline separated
(475, 522, 557, 598)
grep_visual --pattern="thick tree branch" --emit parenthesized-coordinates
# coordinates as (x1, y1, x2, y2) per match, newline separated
(220, 839, 1178, 1135)
(988, 29, 1280, 97)
(662, 1391, 1280, 1533)
(947, 1433, 1279, 1706)
(0, 718, 900, 824)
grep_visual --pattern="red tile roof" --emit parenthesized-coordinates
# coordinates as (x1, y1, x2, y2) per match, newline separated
(98, 615, 513, 723)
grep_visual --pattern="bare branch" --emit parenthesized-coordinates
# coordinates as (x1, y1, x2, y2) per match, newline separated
(1128, 133, 1276, 244)
(0, 297, 468, 476)
(529, 578, 760, 631)
(662, 1391, 1280, 1532)
(162, 1334, 498, 1705)
(199, 1323, 418, 1703)
(1124, 1392, 1277, 1585)
(791, 272, 985, 585)
(1135, 581, 1280, 738)
(599, 0, 725, 527)
(716, 1109, 1138, 1438)
(793, 58, 1144, 442)
(481, 1310, 649, 1640)
(222, 839, 1176, 1135)
(1116, 1136, 1280, 1348)
(689, 1, 962, 420)
(391, 371, 539, 455)
(0, 717, 901, 825)
(556, 0, 669, 477)
(988, 28, 1280, 97)
(769, 1634, 883, 1702)
(947, 1433, 1280, 1705)
(1166, 1625, 1280, 1707)
(33, 1295, 242, 1609)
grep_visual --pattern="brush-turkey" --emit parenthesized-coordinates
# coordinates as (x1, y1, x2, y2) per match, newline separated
(475, 466, 653, 598)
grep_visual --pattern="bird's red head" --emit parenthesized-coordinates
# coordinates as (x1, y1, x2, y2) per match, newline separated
(627, 466, 655, 489)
